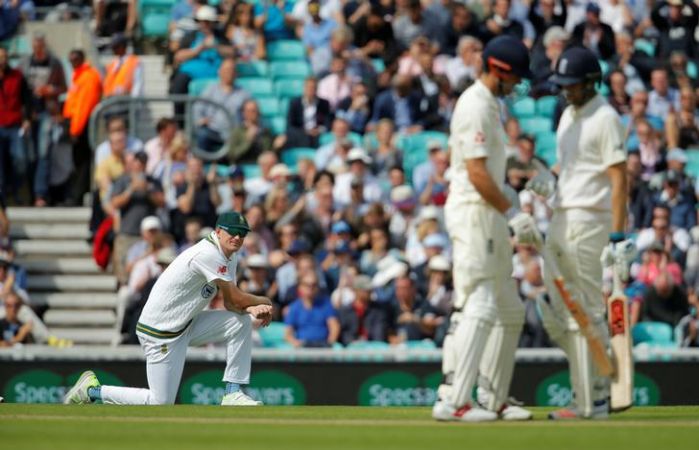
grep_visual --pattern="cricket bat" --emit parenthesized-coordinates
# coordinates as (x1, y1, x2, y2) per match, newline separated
(540, 247, 614, 377)
(608, 264, 634, 412)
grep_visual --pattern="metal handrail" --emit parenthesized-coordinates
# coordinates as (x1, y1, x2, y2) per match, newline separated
(88, 94, 236, 161)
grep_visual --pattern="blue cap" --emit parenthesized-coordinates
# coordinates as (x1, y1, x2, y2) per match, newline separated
(423, 233, 448, 249)
(331, 221, 351, 234)
(287, 239, 311, 255)
(482, 35, 533, 79)
(333, 240, 352, 254)
(586, 2, 601, 14)
(550, 46, 602, 86)
(228, 165, 244, 178)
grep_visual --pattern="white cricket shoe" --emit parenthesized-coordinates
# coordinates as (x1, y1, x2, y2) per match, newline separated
(221, 391, 263, 406)
(453, 404, 498, 422)
(432, 398, 456, 421)
(63, 370, 100, 404)
(498, 403, 533, 421)
(548, 400, 609, 420)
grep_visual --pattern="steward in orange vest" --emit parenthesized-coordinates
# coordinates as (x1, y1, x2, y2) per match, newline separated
(62, 50, 102, 137)
(103, 34, 143, 98)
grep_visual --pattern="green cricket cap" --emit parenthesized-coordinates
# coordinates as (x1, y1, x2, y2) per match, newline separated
(216, 212, 251, 234)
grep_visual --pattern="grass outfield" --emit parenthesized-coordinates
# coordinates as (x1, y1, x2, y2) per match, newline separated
(1, 405, 698, 450)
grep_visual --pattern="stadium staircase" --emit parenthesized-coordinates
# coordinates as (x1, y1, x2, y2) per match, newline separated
(9, 207, 119, 346)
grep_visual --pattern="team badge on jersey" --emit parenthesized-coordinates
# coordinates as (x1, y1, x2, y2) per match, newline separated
(474, 131, 486, 144)
(217, 265, 227, 275)
(201, 283, 216, 299)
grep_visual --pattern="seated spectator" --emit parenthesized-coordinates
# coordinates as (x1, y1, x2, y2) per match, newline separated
(359, 226, 397, 277)
(110, 152, 166, 284)
(641, 271, 689, 327)
(652, 170, 696, 230)
(94, 131, 127, 209)
(302, 0, 337, 57)
(226, 2, 266, 61)
(124, 216, 166, 275)
(0, 0, 22, 41)
(648, 68, 680, 119)
(480, 0, 525, 44)
(369, 74, 425, 133)
(285, 271, 340, 347)
(264, 181, 292, 230)
(253, 0, 295, 42)
(320, 238, 356, 292)
(570, 3, 615, 60)
(506, 134, 548, 190)
(244, 151, 279, 202)
(388, 275, 433, 344)
(239, 253, 276, 299)
(351, 5, 400, 65)
(636, 241, 684, 287)
(621, 90, 664, 147)
(126, 240, 174, 298)
(144, 118, 179, 175)
(397, 35, 433, 78)
(177, 217, 203, 253)
(388, 185, 419, 248)
(444, 36, 483, 90)
(666, 87, 699, 149)
(333, 148, 382, 207)
(0, 290, 33, 346)
(314, 119, 352, 171)
(275, 236, 310, 303)
(637, 204, 690, 263)
(170, 6, 234, 116)
(651, 0, 699, 59)
(438, 3, 481, 56)
(412, 233, 449, 292)
(285, 77, 332, 148)
(632, 119, 665, 182)
(311, 25, 370, 79)
(245, 203, 276, 253)
(103, 33, 143, 99)
(168, 0, 205, 60)
(528, 0, 567, 41)
(418, 149, 449, 206)
(318, 56, 355, 110)
(608, 70, 630, 116)
(193, 58, 250, 154)
(367, 119, 401, 178)
(392, 0, 443, 50)
(94, 116, 144, 167)
(335, 81, 371, 134)
(173, 158, 221, 238)
(676, 306, 699, 347)
(338, 274, 393, 345)
(608, 31, 646, 95)
(93, 0, 137, 39)
(227, 99, 273, 163)
(152, 132, 190, 209)
(413, 142, 446, 194)
(530, 26, 569, 96)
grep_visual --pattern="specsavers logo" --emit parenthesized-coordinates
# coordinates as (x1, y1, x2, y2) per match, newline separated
(180, 370, 306, 405)
(534, 370, 660, 406)
(358, 371, 439, 406)
(3, 369, 124, 403)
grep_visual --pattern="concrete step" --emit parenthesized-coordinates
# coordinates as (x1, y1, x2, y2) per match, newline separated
(51, 327, 115, 345)
(15, 239, 92, 256)
(7, 207, 91, 223)
(27, 275, 117, 292)
(30, 292, 118, 308)
(19, 258, 101, 274)
(10, 224, 91, 240)
(44, 309, 116, 327)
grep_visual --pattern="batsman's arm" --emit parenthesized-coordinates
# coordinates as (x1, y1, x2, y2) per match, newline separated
(607, 161, 627, 234)
(215, 279, 273, 311)
(465, 157, 511, 213)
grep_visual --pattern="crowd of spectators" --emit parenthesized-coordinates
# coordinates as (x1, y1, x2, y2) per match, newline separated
(3, 0, 699, 348)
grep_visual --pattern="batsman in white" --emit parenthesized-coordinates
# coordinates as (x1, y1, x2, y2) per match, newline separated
(431, 35, 540, 422)
(64, 212, 274, 406)
(527, 46, 633, 419)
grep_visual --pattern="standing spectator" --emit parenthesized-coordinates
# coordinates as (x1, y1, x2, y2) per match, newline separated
(174, 158, 221, 236)
(94, 116, 144, 167)
(193, 58, 250, 154)
(571, 3, 615, 60)
(227, 99, 273, 164)
(0, 291, 32, 346)
(369, 74, 425, 133)
(647, 68, 680, 119)
(20, 32, 67, 207)
(0, 46, 31, 202)
(285, 271, 340, 347)
(144, 118, 179, 175)
(63, 49, 102, 205)
(226, 2, 266, 61)
(651, 0, 699, 59)
(285, 77, 332, 148)
(642, 271, 689, 327)
(103, 33, 143, 99)
(110, 153, 166, 285)
(94, 130, 127, 209)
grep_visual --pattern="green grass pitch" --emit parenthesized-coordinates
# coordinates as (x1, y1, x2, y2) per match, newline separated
(1, 405, 698, 450)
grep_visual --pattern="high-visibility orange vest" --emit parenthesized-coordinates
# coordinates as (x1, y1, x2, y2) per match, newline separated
(103, 55, 140, 97)
(62, 62, 102, 137)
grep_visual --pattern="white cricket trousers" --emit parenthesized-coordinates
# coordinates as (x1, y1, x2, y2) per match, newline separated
(541, 209, 611, 416)
(100, 310, 253, 405)
(444, 203, 525, 410)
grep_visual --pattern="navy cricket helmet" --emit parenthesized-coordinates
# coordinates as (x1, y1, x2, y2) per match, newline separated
(550, 46, 602, 86)
(482, 35, 533, 79)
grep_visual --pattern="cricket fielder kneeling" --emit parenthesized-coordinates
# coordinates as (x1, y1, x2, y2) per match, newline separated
(64, 212, 273, 406)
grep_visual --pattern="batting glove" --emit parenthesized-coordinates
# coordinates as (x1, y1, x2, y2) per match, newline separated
(508, 212, 543, 247)
(525, 169, 556, 199)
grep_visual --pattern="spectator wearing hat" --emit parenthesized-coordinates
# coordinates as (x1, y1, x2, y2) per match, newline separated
(193, 58, 250, 154)
(144, 118, 179, 175)
(0, 46, 31, 203)
(314, 118, 353, 171)
(652, 0, 699, 59)
(333, 148, 382, 207)
(337, 274, 394, 345)
(174, 157, 221, 240)
(239, 254, 276, 300)
(285, 271, 339, 348)
(227, 99, 273, 164)
(412, 232, 449, 289)
(406, 206, 442, 267)
(285, 77, 333, 149)
(570, 2, 615, 60)
(369, 73, 426, 133)
(118, 215, 163, 286)
(103, 33, 143, 99)
(19, 32, 67, 207)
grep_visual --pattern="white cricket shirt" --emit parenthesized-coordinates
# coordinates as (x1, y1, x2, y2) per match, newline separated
(553, 95, 626, 213)
(447, 80, 507, 206)
(138, 232, 238, 337)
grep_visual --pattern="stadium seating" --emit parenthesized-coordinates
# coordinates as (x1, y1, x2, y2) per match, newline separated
(269, 116, 287, 135)
(267, 40, 306, 61)
(236, 77, 274, 96)
(400, 131, 449, 179)
(188, 78, 217, 96)
(257, 322, 290, 348)
(275, 79, 305, 99)
(281, 147, 317, 167)
(536, 96, 557, 118)
(237, 61, 269, 78)
(346, 340, 391, 350)
(270, 61, 311, 80)
(684, 149, 699, 178)
(241, 163, 262, 178)
(632, 322, 675, 347)
(519, 116, 553, 136)
(139, 0, 176, 38)
(634, 38, 655, 57)
(256, 96, 282, 118)
(511, 97, 537, 119)
(536, 131, 557, 166)
(318, 132, 363, 148)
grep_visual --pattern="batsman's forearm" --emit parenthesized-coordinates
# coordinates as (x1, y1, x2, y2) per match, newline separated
(609, 163, 627, 233)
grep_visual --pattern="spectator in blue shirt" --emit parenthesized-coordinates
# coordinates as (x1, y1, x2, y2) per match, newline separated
(302, 0, 336, 55)
(653, 169, 697, 231)
(253, 0, 295, 42)
(285, 271, 340, 347)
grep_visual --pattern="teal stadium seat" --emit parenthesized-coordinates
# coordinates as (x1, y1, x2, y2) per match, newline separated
(270, 60, 311, 79)
(139, 0, 176, 38)
(270, 116, 287, 135)
(237, 61, 269, 77)
(0, 35, 30, 56)
(318, 131, 363, 147)
(346, 340, 391, 350)
(279, 97, 290, 115)
(240, 163, 262, 178)
(536, 131, 557, 167)
(275, 78, 305, 99)
(281, 147, 317, 167)
(267, 40, 306, 61)
(634, 39, 655, 57)
(511, 97, 536, 119)
(237, 77, 274, 96)
(188, 78, 217, 96)
(685, 149, 699, 178)
(632, 322, 675, 347)
(536, 96, 557, 118)
(256, 96, 281, 118)
(401, 131, 449, 180)
(258, 322, 291, 348)
(405, 340, 437, 349)
(519, 116, 553, 136)
(371, 58, 385, 74)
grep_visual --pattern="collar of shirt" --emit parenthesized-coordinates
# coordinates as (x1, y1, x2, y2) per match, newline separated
(473, 79, 498, 105)
(206, 231, 233, 261)
(571, 94, 604, 119)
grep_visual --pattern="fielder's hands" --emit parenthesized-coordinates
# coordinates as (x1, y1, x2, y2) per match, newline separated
(508, 212, 543, 247)
(601, 239, 637, 282)
(247, 304, 273, 327)
(526, 170, 556, 198)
